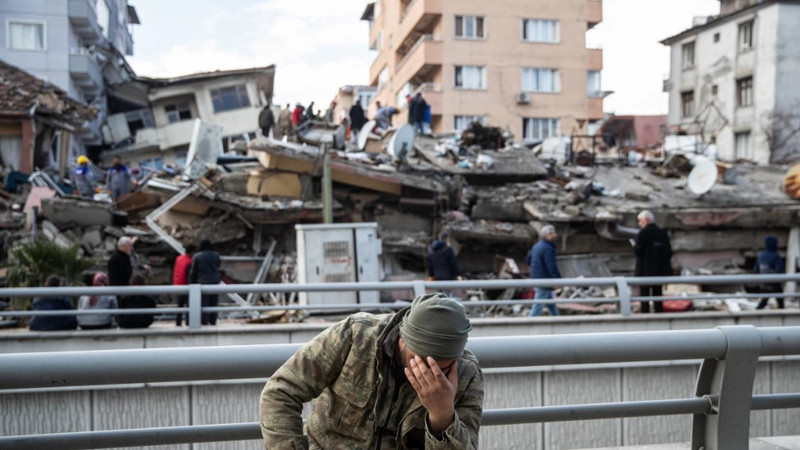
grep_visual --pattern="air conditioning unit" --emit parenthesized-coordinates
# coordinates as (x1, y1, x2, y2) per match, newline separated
(516, 92, 531, 104)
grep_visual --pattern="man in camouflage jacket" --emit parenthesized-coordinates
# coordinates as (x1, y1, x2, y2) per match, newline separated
(260, 293, 484, 449)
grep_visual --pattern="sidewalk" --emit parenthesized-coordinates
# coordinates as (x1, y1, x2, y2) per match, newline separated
(583, 436, 800, 450)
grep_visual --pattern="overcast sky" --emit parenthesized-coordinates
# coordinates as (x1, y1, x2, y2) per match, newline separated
(127, 0, 719, 115)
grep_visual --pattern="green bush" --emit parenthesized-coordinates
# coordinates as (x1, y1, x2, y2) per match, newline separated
(6, 240, 94, 288)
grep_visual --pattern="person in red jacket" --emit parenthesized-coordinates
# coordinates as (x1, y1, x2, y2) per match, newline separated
(291, 102, 305, 126)
(173, 244, 196, 326)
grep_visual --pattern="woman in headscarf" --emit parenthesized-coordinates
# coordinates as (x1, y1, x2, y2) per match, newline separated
(77, 272, 118, 329)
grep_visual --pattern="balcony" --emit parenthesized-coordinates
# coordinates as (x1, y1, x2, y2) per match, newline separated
(586, 0, 603, 29)
(397, 0, 442, 54)
(394, 36, 442, 89)
(588, 48, 603, 71)
(158, 119, 196, 150)
(68, 0, 104, 46)
(69, 49, 103, 99)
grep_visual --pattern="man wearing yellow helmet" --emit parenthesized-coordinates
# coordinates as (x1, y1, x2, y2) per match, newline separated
(71, 155, 95, 198)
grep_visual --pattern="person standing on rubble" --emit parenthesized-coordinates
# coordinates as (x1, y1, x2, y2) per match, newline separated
(410, 93, 428, 134)
(755, 235, 785, 309)
(349, 101, 367, 140)
(276, 103, 293, 139)
(526, 225, 561, 317)
(428, 232, 462, 286)
(71, 155, 95, 198)
(108, 236, 134, 287)
(260, 293, 484, 449)
(292, 103, 304, 127)
(258, 102, 275, 138)
(106, 156, 132, 199)
(375, 106, 398, 131)
(173, 244, 196, 326)
(190, 239, 221, 326)
(634, 210, 673, 313)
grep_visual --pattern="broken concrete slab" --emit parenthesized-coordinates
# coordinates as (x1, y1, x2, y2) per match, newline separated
(40, 197, 114, 227)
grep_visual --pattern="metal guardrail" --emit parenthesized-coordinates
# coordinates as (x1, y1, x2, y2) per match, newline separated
(1, 274, 798, 328)
(0, 326, 798, 449)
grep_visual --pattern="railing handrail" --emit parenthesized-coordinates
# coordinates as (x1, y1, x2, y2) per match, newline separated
(0, 326, 799, 449)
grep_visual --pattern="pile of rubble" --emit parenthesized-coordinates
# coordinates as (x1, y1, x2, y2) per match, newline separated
(2, 122, 799, 319)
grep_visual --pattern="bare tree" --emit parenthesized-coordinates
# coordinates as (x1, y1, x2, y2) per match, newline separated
(762, 102, 800, 164)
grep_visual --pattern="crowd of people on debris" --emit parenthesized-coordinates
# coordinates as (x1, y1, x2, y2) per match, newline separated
(257, 92, 431, 145)
(28, 237, 222, 331)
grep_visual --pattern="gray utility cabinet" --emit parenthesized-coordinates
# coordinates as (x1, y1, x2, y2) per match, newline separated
(296, 223, 382, 305)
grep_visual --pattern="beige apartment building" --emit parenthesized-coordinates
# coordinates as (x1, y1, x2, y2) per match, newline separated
(360, 0, 604, 141)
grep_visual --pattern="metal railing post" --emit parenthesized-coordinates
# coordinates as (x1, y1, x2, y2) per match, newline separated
(691, 325, 762, 450)
(188, 284, 202, 329)
(412, 281, 426, 298)
(615, 277, 631, 316)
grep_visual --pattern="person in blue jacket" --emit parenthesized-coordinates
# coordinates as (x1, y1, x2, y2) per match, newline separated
(755, 235, 785, 309)
(526, 225, 561, 317)
(29, 275, 78, 331)
(427, 232, 461, 282)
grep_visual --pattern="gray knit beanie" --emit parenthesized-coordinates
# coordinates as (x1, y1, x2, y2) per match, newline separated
(400, 293, 472, 360)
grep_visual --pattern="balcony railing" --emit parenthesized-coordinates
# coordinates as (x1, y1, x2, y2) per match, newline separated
(0, 325, 798, 448)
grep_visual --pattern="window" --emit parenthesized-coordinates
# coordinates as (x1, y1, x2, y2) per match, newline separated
(737, 76, 753, 107)
(454, 115, 486, 132)
(8, 22, 45, 50)
(738, 20, 753, 51)
(95, 0, 110, 38)
(455, 65, 486, 90)
(682, 42, 695, 69)
(712, 84, 718, 96)
(125, 109, 155, 136)
(734, 132, 752, 160)
(377, 67, 389, 92)
(455, 15, 484, 39)
(681, 90, 694, 118)
(713, 33, 720, 43)
(587, 70, 602, 97)
(139, 157, 164, 170)
(522, 118, 560, 141)
(165, 102, 192, 123)
(357, 91, 375, 109)
(210, 85, 250, 113)
(521, 19, 559, 43)
(521, 68, 559, 93)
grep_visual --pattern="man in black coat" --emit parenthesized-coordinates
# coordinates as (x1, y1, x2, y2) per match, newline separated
(409, 93, 428, 134)
(108, 236, 133, 286)
(428, 232, 462, 282)
(259, 104, 275, 138)
(634, 210, 673, 313)
(190, 239, 221, 325)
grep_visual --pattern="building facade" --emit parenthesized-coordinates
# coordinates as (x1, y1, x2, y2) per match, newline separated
(101, 67, 276, 169)
(331, 85, 377, 125)
(662, 0, 800, 165)
(360, 0, 604, 140)
(0, 0, 139, 162)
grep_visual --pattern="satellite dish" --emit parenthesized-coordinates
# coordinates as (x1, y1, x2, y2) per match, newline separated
(358, 120, 376, 151)
(385, 124, 415, 161)
(687, 157, 718, 195)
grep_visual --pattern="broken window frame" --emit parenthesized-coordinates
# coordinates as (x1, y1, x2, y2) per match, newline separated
(681, 90, 695, 118)
(210, 85, 251, 113)
(521, 67, 560, 93)
(455, 65, 486, 90)
(8, 21, 45, 51)
(736, 76, 753, 108)
(454, 115, 486, 132)
(164, 102, 193, 124)
(681, 41, 695, 69)
(521, 18, 559, 43)
(522, 117, 560, 141)
(455, 15, 485, 39)
(738, 20, 754, 52)
(125, 108, 155, 137)
(734, 131, 752, 160)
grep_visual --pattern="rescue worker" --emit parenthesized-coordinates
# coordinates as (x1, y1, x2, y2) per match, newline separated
(71, 155, 95, 198)
(106, 156, 132, 199)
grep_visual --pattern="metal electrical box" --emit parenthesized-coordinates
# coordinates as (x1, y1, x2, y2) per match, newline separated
(296, 222, 382, 305)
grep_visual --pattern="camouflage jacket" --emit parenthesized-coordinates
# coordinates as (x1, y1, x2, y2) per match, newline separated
(260, 309, 484, 449)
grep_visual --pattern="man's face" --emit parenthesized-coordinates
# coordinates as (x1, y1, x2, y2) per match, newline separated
(398, 338, 456, 376)
(637, 216, 649, 229)
(546, 231, 557, 242)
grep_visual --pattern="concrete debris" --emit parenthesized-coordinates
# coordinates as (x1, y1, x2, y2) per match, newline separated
(2, 121, 800, 320)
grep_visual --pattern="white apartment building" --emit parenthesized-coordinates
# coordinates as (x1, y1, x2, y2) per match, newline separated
(662, 0, 800, 164)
